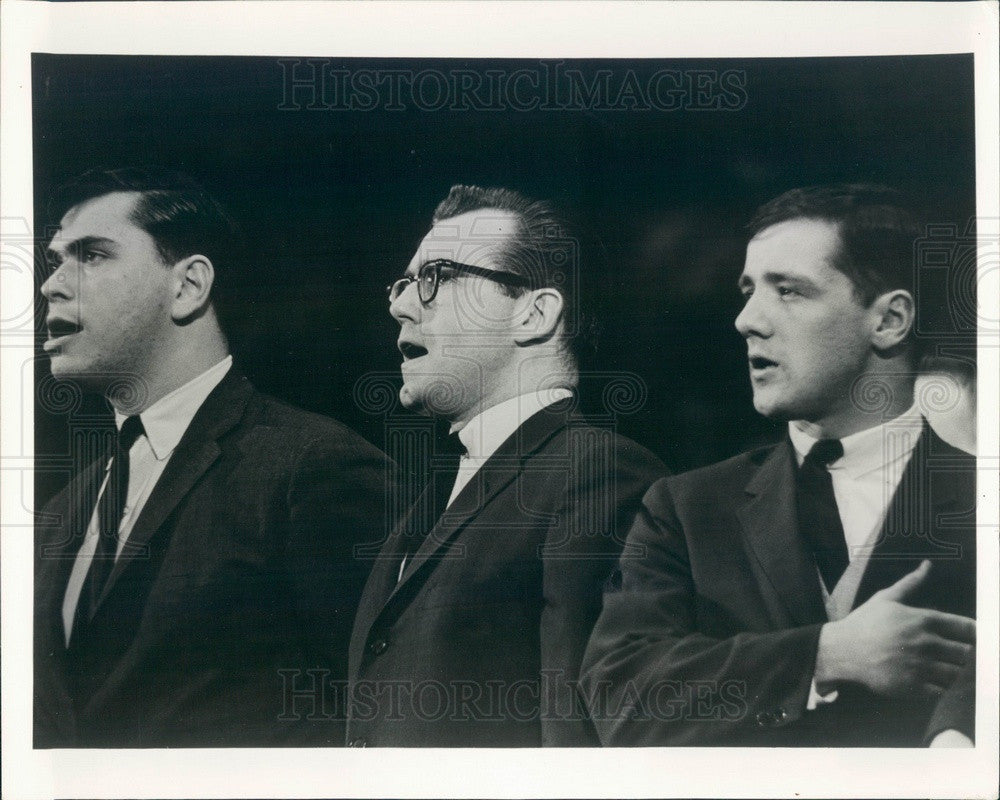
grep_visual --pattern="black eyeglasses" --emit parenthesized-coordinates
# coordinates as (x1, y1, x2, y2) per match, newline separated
(387, 259, 531, 305)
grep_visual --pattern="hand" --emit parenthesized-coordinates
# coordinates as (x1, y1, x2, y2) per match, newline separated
(815, 560, 975, 698)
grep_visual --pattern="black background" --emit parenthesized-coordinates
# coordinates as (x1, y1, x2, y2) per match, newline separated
(32, 53, 976, 505)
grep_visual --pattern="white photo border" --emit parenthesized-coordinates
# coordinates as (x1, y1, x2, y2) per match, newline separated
(2, 2, 998, 798)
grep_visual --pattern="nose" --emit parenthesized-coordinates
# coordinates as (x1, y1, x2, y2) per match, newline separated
(734, 290, 772, 339)
(40, 260, 73, 303)
(389, 279, 420, 323)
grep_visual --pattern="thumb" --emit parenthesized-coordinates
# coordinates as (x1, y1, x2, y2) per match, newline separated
(876, 559, 931, 602)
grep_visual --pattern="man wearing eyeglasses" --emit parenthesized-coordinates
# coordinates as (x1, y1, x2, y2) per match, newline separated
(345, 185, 666, 747)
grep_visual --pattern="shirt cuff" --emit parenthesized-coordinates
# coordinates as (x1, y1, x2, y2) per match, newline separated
(807, 678, 839, 710)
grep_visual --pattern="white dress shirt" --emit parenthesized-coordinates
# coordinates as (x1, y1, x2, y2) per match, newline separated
(61, 356, 233, 644)
(790, 403, 924, 707)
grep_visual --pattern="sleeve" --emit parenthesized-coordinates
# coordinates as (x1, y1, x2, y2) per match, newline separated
(284, 428, 398, 685)
(538, 434, 667, 746)
(579, 478, 824, 746)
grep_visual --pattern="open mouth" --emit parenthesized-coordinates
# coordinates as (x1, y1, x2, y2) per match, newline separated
(46, 318, 82, 343)
(398, 341, 429, 361)
(749, 356, 778, 370)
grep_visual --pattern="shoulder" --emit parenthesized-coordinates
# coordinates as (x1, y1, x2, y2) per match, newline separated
(241, 390, 389, 466)
(548, 416, 667, 477)
(911, 426, 976, 502)
(908, 425, 976, 485)
(646, 442, 779, 511)
(918, 426, 976, 465)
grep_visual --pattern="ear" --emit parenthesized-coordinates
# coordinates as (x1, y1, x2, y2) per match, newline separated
(513, 287, 565, 346)
(170, 254, 215, 322)
(869, 289, 915, 352)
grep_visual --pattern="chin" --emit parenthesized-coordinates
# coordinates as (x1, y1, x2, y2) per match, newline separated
(398, 383, 427, 413)
(48, 356, 88, 381)
(751, 393, 795, 421)
(47, 365, 110, 401)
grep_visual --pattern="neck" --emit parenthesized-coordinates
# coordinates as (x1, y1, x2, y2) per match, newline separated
(108, 325, 229, 415)
(449, 352, 577, 429)
(793, 372, 915, 440)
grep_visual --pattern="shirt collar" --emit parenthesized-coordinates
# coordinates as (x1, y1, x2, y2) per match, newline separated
(788, 402, 924, 479)
(115, 356, 233, 460)
(455, 388, 574, 461)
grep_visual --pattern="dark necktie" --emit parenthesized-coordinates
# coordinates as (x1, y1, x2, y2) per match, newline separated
(795, 438, 849, 593)
(72, 415, 144, 637)
(398, 430, 466, 575)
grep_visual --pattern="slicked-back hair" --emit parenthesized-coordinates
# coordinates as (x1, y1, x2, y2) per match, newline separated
(49, 167, 242, 327)
(747, 183, 921, 306)
(432, 184, 594, 366)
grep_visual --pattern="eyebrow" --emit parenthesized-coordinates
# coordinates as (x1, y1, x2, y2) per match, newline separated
(737, 270, 817, 290)
(46, 235, 117, 261)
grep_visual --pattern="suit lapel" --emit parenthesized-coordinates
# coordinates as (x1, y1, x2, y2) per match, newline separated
(91, 369, 254, 613)
(367, 401, 573, 628)
(356, 487, 430, 617)
(38, 458, 106, 649)
(394, 454, 519, 584)
(736, 441, 827, 627)
(853, 426, 965, 607)
(38, 457, 105, 565)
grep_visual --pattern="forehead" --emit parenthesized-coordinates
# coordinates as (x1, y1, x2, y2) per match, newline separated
(407, 208, 520, 272)
(49, 192, 146, 251)
(743, 217, 843, 279)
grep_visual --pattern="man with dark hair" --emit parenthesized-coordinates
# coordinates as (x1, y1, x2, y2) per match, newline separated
(581, 183, 976, 746)
(345, 184, 665, 746)
(426, 184, 598, 367)
(35, 167, 392, 747)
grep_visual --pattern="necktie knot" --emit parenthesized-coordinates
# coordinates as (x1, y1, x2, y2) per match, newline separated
(118, 415, 144, 453)
(806, 438, 843, 468)
(439, 430, 467, 459)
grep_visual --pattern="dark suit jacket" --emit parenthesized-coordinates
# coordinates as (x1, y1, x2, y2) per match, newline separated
(580, 425, 975, 746)
(925, 657, 975, 743)
(35, 368, 393, 747)
(345, 400, 667, 747)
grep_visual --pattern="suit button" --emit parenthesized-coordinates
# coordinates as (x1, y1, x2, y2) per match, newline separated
(756, 711, 776, 727)
(348, 738, 368, 747)
(775, 708, 788, 723)
(368, 638, 388, 656)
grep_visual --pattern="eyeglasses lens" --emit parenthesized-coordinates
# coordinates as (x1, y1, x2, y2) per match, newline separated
(417, 263, 438, 303)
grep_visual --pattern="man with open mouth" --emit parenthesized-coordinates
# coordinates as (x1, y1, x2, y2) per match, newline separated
(35, 167, 391, 747)
(345, 184, 666, 747)
(581, 183, 977, 747)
